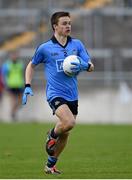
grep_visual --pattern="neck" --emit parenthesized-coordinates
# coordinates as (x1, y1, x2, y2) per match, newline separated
(54, 33, 67, 46)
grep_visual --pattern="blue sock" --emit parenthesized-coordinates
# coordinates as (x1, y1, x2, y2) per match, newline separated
(47, 156, 58, 168)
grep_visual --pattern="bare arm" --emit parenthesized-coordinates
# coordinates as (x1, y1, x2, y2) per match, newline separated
(22, 61, 35, 105)
(25, 61, 36, 85)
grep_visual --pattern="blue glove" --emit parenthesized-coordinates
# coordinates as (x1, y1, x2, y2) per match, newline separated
(71, 61, 81, 73)
(71, 57, 90, 73)
(22, 86, 34, 105)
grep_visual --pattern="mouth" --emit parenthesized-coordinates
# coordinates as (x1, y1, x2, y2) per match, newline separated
(66, 29, 71, 33)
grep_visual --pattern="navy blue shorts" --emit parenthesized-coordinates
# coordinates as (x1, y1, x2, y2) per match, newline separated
(49, 97, 78, 115)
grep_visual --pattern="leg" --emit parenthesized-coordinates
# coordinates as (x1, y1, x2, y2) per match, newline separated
(45, 104, 77, 174)
(54, 129, 69, 158)
(54, 104, 76, 135)
(17, 92, 22, 107)
(9, 92, 17, 119)
(53, 107, 77, 158)
(10, 92, 22, 120)
(46, 104, 76, 156)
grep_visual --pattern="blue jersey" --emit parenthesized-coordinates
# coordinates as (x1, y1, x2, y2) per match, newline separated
(32, 36, 91, 102)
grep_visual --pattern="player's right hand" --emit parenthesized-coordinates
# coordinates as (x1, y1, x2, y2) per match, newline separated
(22, 87, 34, 105)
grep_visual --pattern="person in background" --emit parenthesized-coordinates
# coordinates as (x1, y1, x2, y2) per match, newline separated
(2, 50, 24, 120)
(0, 67, 4, 101)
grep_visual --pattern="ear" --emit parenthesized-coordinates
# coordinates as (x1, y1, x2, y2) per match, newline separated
(53, 24, 57, 30)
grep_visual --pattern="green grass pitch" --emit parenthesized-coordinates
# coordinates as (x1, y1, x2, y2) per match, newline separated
(0, 122, 132, 179)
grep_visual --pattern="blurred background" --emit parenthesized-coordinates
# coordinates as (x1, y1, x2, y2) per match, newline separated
(0, 0, 132, 123)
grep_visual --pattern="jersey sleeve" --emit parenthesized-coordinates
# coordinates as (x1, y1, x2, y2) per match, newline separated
(77, 40, 91, 63)
(32, 45, 45, 65)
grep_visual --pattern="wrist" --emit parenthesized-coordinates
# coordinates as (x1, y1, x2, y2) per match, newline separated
(87, 63, 91, 71)
(25, 84, 31, 87)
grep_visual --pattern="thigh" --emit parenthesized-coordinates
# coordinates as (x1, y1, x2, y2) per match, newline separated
(55, 104, 75, 123)
(49, 97, 67, 115)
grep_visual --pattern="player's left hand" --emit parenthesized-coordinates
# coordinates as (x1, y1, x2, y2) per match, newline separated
(71, 55, 94, 73)
(70, 61, 81, 73)
(71, 60, 90, 72)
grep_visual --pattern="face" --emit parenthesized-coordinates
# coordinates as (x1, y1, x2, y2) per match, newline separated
(10, 52, 18, 62)
(54, 16, 71, 37)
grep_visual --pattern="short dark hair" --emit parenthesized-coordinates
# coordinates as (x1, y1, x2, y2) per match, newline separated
(51, 11, 70, 31)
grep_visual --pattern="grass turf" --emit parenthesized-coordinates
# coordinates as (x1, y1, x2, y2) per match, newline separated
(0, 122, 132, 178)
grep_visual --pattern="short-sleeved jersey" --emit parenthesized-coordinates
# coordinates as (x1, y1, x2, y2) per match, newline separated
(32, 36, 91, 102)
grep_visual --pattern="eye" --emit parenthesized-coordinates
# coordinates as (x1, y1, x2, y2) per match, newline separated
(62, 21, 67, 25)
(62, 21, 71, 26)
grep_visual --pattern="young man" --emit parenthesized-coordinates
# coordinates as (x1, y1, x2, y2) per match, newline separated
(22, 11, 94, 174)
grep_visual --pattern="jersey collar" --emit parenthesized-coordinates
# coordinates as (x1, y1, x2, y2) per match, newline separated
(51, 35, 72, 48)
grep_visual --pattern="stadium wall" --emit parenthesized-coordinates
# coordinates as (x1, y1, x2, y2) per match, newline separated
(0, 86, 132, 124)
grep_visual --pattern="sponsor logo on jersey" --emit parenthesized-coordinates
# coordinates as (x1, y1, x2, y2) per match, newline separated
(56, 59, 64, 72)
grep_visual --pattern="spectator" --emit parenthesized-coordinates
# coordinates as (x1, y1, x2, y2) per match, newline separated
(2, 50, 24, 120)
(0, 67, 4, 101)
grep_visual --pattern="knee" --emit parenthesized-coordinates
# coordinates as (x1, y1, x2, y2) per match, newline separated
(64, 119, 76, 131)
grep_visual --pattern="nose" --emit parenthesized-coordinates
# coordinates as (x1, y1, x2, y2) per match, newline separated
(66, 24, 71, 29)
(66, 23, 71, 27)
